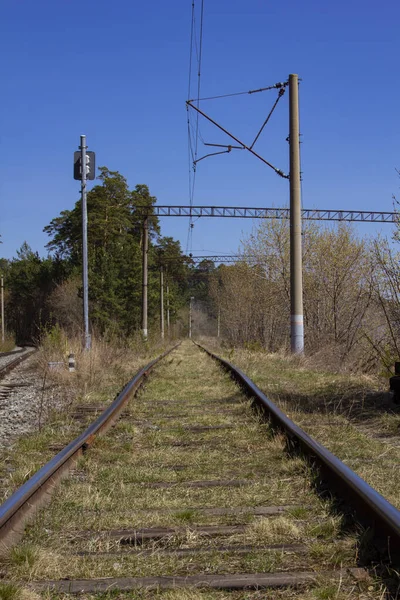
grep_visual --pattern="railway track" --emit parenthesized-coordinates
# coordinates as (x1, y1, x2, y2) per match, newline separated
(0, 347, 37, 381)
(0, 341, 399, 598)
(0, 347, 41, 449)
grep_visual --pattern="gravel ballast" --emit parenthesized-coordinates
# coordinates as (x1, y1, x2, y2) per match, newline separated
(0, 354, 68, 449)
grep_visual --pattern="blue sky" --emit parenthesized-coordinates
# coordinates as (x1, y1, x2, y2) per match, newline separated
(1, 0, 399, 260)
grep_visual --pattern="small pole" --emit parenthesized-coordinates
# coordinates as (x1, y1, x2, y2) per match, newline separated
(189, 296, 194, 339)
(289, 74, 304, 353)
(141, 217, 149, 340)
(160, 265, 165, 340)
(68, 353, 76, 372)
(80, 135, 91, 351)
(217, 306, 220, 338)
(166, 275, 170, 337)
(1, 276, 4, 344)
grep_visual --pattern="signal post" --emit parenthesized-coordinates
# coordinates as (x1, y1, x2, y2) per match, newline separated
(74, 136, 95, 351)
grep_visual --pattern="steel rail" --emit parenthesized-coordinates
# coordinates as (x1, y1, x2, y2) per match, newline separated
(0, 344, 179, 554)
(0, 348, 27, 358)
(0, 348, 37, 381)
(195, 342, 400, 555)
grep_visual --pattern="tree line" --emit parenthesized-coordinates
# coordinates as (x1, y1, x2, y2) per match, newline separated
(0, 168, 209, 343)
(2, 165, 400, 374)
(206, 218, 400, 372)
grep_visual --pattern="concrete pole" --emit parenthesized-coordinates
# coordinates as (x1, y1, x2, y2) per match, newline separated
(189, 296, 194, 339)
(1, 276, 4, 344)
(160, 266, 165, 340)
(141, 217, 148, 340)
(80, 135, 91, 351)
(289, 74, 304, 353)
(166, 276, 170, 336)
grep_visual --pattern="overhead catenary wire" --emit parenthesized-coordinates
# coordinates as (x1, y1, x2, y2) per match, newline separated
(186, 76, 290, 177)
(194, 0, 204, 162)
(186, 3, 196, 244)
(186, 0, 205, 253)
(186, 1, 196, 252)
(187, 1, 195, 102)
(185, 8, 290, 252)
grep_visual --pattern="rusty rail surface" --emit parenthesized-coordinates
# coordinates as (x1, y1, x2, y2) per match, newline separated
(0, 348, 37, 380)
(0, 344, 179, 553)
(195, 342, 400, 556)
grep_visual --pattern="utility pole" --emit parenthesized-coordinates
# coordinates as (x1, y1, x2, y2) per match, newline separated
(189, 296, 194, 339)
(80, 135, 91, 351)
(160, 266, 165, 340)
(166, 274, 170, 337)
(1, 276, 4, 344)
(289, 74, 304, 353)
(141, 217, 148, 340)
(217, 306, 220, 339)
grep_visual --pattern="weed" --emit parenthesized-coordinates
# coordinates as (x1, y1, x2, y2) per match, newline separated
(307, 517, 342, 540)
(10, 544, 37, 568)
(173, 509, 198, 523)
(288, 506, 309, 519)
(311, 584, 341, 600)
(0, 583, 20, 600)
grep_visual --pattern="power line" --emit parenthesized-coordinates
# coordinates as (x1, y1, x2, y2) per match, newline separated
(187, 1, 195, 101)
(194, 0, 204, 161)
(186, 1, 197, 252)
(186, 0, 206, 253)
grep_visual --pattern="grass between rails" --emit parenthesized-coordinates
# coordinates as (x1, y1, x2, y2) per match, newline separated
(0, 342, 387, 599)
(201, 338, 400, 511)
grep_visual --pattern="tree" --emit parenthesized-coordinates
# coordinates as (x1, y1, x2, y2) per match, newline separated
(210, 218, 373, 365)
(5, 243, 66, 342)
(44, 167, 187, 336)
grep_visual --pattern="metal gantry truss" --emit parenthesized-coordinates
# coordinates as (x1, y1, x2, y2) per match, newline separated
(135, 205, 397, 223)
(183, 255, 253, 265)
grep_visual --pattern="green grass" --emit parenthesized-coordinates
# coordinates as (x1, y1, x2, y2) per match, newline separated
(0, 583, 20, 600)
(9, 545, 37, 568)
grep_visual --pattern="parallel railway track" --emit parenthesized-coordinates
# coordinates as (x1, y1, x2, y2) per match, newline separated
(0, 341, 399, 597)
(0, 347, 37, 381)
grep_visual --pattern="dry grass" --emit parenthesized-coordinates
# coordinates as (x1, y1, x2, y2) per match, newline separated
(247, 516, 301, 544)
(0, 335, 16, 353)
(0, 341, 391, 598)
(37, 328, 163, 407)
(202, 339, 400, 513)
(0, 330, 169, 505)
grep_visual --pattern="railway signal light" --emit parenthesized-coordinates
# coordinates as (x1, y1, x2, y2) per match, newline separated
(73, 151, 96, 180)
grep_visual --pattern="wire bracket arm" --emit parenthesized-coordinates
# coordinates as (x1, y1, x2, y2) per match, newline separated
(186, 100, 288, 178)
